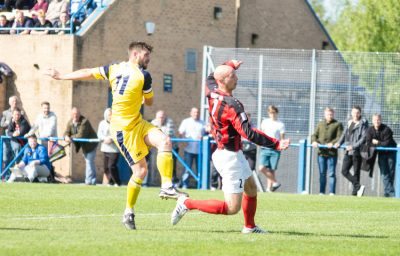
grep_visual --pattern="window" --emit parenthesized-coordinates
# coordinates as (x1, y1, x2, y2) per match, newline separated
(251, 33, 259, 45)
(185, 49, 197, 72)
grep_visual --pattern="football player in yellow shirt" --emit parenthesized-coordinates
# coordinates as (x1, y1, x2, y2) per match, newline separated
(45, 42, 187, 230)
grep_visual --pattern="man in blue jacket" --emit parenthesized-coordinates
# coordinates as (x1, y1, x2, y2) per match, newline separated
(7, 134, 51, 183)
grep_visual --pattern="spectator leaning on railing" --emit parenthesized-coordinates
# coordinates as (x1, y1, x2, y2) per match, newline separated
(335, 105, 368, 197)
(31, 9, 53, 35)
(53, 12, 70, 34)
(7, 134, 51, 183)
(178, 107, 205, 189)
(150, 110, 179, 184)
(0, 15, 11, 34)
(26, 101, 57, 149)
(364, 114, 397, 197)
(10, 10, 33, 35)
(311, 107, 343, 195)
(64, 107, 98, 185)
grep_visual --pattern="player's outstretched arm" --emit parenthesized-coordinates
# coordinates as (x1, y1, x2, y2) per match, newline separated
(44, 68, 95, 81)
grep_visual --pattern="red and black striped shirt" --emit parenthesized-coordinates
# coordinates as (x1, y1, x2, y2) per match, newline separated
(206, 64, 280, 152)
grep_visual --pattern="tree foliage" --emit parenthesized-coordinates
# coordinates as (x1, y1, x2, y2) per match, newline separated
(327, 0, 400, 52)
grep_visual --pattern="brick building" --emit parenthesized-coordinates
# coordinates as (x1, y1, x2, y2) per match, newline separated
(0, 0, 334, 182)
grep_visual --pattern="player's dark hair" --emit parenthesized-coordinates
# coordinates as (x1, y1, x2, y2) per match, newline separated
(352, 105, 362, 112)
(129, 41, 153, 53)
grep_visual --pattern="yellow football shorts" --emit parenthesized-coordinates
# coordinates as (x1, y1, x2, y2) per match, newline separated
(111, 119, 157, 165)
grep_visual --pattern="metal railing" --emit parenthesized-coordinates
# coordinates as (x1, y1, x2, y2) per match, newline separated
(0, 136, 100, 179)
(296, 140, 400, 198)
(0, 136, 209, 189)
(0, 0, 109, 35)
(1, 135, 398, 198)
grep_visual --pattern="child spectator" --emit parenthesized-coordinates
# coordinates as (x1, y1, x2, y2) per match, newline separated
(0, 15, 10, 34)
(258, 105, 285, 192)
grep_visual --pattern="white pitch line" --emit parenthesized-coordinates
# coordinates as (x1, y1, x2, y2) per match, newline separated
(5, 212, 202, 221)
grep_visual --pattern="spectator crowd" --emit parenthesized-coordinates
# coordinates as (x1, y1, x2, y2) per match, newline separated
(0, 0, 105, 34)
(0, 94, 397, 197)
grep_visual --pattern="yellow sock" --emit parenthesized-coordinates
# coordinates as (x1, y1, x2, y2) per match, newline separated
(157, 151, 173, 187)
(126, 176, 142, 209)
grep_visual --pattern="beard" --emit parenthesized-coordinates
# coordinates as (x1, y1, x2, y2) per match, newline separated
(139, 59, 148, 69)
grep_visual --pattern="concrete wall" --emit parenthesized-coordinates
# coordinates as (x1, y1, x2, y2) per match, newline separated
(237, 0, 335, 50)
(0, 35, 74, 178)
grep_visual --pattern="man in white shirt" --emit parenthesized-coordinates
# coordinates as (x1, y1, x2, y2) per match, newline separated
(259, 105, 285, 192)
(26, 101, 57, 150)
(178, 107, 205, 189)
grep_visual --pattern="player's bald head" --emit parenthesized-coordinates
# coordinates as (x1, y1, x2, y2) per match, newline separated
(214, 65, 234, 82)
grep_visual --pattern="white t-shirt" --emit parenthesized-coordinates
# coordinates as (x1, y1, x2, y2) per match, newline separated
(179, 118, 205, 154)
(260, 118, 285, 140)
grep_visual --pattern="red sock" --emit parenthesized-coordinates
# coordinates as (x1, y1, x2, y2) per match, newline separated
(184, 199, 228, 215)
(242, 194, 257, 228)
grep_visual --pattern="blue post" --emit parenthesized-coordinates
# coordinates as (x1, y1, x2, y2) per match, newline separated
(197, 137, 203, 189)
(297, 139, 307, 194)
(0, 136, 3, 179)
(395, 145, 400, 198)
(201, 136, 211, 190)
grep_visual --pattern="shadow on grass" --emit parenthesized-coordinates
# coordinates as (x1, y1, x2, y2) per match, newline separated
(0, 227, 45, 231)
(273, 230, 388, 239)
(158, 228, 389, 238)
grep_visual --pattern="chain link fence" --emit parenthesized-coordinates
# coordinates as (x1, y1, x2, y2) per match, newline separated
(201, 46, 400, 196)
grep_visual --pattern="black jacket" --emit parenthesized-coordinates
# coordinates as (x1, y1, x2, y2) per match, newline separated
(7, 116, 31, 145)
(337, 118, 368, 155)
(365, 124, 397, 151)
(361, 124, 397, 177)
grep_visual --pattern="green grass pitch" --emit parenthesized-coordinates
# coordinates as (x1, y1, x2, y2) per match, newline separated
(0, 183, 399, 256)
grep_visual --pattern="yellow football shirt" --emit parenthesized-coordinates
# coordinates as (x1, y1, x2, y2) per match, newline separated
(92, 61, 154, 130)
